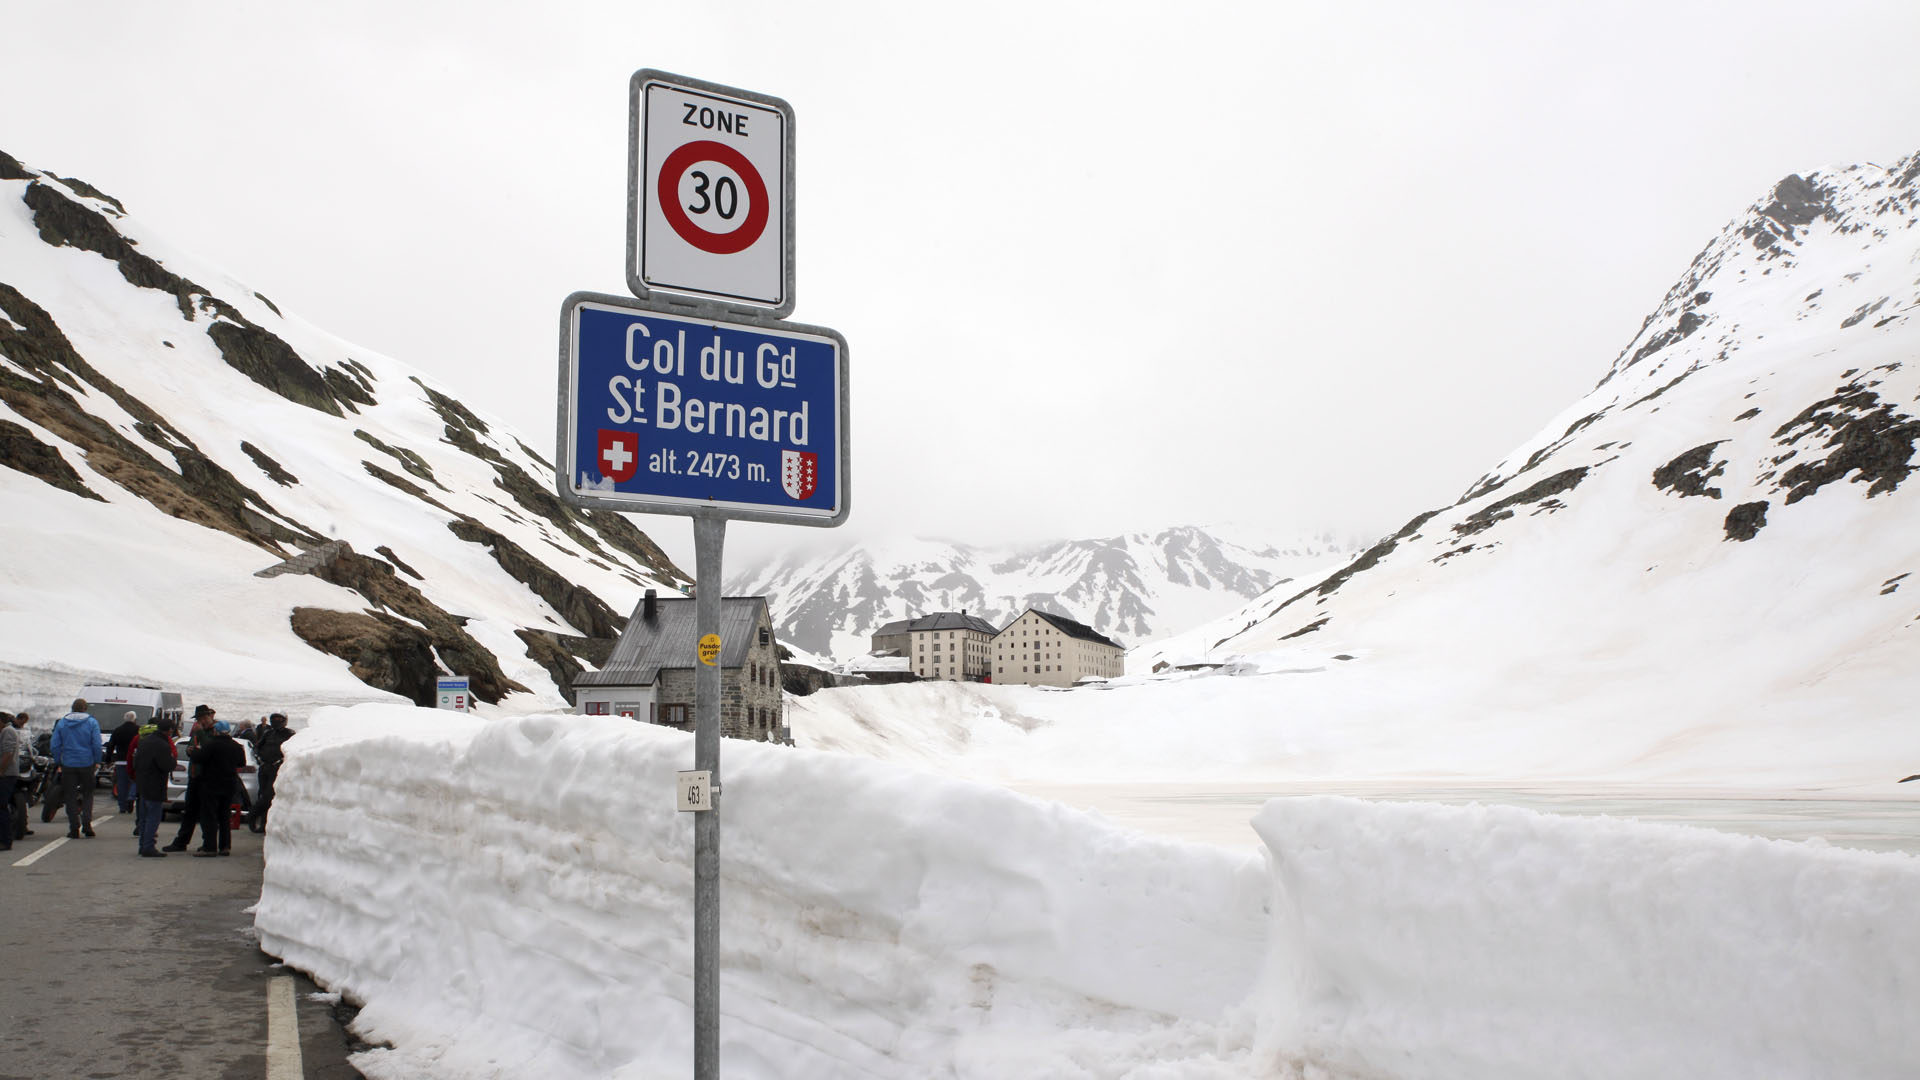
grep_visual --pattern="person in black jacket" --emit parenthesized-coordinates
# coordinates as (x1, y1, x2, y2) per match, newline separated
(248, 712, 294, 833)
(189, 720, 244, 857)
(106, 713, 139, 814)
(163, 705, 217, 852)
(132, 716, 178, 857)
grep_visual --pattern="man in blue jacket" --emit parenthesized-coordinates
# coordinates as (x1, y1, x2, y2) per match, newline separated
(49, 698, 103, 839)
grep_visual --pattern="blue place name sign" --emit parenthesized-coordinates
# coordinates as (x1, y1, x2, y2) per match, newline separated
(557, 292, 848, 525)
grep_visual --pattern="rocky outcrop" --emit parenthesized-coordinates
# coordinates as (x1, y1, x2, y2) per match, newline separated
(1453, 467, 1590, 537)
(1771, 382, 1918, 504)
(448, 517, 625, 640)
(1202, 151, 1920, 654)
(2, 151, 687, 709)
(362, 461, 455, 515)
(206, 319, 356, 417)
(0, 283, 314, 553)
(20, 175, 375, 417)
(780, 658, 837, 697)
(515, 629, 619, 705)
(24, 178, 206, 319)
(1652, 442, 1727, 499)
(303, 546, 528, 704)
(0, 417, 103, 500)
(413, 376, 683, 586)
(355, 429, 441, 488)
(289, 607, 443, 705)
(1724, 501, 1769, 542)
(241, 441, 298, 487)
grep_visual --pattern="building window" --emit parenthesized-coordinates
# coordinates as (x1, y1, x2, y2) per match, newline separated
(585, 701, 610, 715)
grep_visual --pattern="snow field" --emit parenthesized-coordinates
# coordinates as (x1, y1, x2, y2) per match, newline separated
(257, 706, 1920, 1079)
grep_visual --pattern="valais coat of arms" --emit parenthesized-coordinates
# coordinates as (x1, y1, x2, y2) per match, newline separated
(781, 450, 818, 500)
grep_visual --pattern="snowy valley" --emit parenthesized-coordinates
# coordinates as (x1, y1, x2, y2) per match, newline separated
(5, 138, 1920, 1080)
(255, 150, 1920, 1079)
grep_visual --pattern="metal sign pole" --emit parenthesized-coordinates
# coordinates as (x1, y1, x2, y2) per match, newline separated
(692, 511, 724, 1080)
(553, 67, 847, 1080)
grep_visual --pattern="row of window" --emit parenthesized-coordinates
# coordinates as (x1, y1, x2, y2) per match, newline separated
(582, 700, 780, 730)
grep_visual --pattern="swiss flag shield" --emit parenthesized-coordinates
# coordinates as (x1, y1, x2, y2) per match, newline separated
(597, 430, 639, 483)
(782, 450, 818, 500)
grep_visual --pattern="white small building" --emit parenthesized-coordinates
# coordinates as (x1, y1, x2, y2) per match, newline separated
(869, 612, 998, 682)
(991, 609, 1123, 687)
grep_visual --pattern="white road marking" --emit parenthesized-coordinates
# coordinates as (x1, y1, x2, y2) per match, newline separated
(268, 975, 304, 1080)
(7, 813, 115, 867)
(11, 837, 65, 867)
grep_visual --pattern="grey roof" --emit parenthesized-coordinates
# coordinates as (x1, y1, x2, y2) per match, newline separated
(1022, 608, 1123, 651)
(574, 596, 770, 689)
(875, 612, 999, 637)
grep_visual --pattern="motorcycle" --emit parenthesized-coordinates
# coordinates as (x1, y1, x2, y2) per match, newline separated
(9, 755, 39, 840)
(28, 749, 59, 825)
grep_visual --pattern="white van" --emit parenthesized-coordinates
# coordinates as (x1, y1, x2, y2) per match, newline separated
(74, 685, 180, 790)
(79, 684, 184, 727)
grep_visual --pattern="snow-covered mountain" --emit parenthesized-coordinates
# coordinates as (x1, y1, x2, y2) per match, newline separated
(0, 151, 688, 713)
(731, 525, 1363, 662)
(1143, 154, 1920, 737)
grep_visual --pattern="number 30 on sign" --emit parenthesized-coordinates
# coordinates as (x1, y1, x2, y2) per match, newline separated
(630, 70, 793, 316)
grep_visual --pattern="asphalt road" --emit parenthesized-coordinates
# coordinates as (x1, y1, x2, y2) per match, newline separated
(2, 803, 363, 1080)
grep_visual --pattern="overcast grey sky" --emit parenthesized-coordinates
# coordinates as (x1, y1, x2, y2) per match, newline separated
(7, 1, 1920, 572)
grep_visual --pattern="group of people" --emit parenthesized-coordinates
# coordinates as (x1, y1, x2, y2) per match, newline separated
(0, 699, 295, 857)
(0, 710, 33, 849)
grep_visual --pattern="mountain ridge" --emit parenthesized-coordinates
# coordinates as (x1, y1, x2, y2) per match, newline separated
(732, 525, 1365, 662)
(0, 151, 688, 709)
(1148, 154, 1920, 730)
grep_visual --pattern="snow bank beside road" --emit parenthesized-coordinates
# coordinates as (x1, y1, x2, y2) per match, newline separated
(254, 705, 1269, 1079)
(1250, 796, 1920, 1080)
(256, 707, 1920, 1079)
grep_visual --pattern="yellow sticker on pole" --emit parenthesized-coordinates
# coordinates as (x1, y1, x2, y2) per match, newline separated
(698, 633, 722, 666)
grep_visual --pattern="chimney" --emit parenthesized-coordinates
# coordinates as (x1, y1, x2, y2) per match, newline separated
(644, 589, 657, 621)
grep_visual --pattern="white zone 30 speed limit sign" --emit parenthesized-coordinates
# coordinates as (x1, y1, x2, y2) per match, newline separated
(629, 69, 794, 316)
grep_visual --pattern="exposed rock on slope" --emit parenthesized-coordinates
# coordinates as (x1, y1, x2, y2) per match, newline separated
(1199, 153, 1920, 727)
(0, 154, 688, 706)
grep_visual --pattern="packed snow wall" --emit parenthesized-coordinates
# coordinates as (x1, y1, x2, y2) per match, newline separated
(1249, 797, 1920, 1080)
(252, 706, 1271, 1079)
(255, 707, 1920, 1080)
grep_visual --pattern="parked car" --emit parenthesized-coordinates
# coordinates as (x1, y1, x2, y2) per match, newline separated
(163, 736, 259, 817)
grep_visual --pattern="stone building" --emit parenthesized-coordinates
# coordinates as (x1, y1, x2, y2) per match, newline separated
(991, 608, 1124, 686)
(869, 611, 998, 681)
(573, 590, 786, 743)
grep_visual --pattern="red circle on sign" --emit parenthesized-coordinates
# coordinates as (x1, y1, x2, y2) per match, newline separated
(657, 140, 770, 255)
